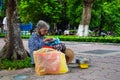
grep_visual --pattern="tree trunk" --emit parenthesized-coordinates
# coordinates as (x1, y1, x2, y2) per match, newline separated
(77, 0, 94, 36)
(0, 0, 28, 60)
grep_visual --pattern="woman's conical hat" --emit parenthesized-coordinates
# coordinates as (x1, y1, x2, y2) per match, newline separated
(65, 48, 74, 64)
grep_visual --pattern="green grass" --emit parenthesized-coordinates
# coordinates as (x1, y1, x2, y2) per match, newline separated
(0, 57, 33, 70)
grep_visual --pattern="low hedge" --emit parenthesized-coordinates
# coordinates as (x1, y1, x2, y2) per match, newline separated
(47, 35, 120, 43)
(0, 34, 5, 38)
(0, 34, 30, 39)
(0, 34, 120, 43)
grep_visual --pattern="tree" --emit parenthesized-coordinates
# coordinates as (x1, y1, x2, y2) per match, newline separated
(0, 0, 28, 60)
(77, 0, 94, 36)
(90, 0, 120, 36)
(17, 0, 120, 36)
(66, 0, 83, 27)
(0, 0, 6, 17)
(18, 0, 63, 24)
(101, 1, 120, 36)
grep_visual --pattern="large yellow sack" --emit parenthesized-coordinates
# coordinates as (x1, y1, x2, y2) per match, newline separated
(33, 48, 69, 75)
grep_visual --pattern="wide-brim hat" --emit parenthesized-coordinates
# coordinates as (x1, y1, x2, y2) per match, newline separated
(65, 48, 74, 64)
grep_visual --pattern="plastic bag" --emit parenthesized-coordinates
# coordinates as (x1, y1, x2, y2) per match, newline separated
(33, 48, 69, 75)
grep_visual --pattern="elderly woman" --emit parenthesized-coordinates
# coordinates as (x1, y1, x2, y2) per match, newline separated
(28, 20, 66, 64)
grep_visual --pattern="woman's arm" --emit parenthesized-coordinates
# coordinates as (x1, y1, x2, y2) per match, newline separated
(28, 36, 45, 52)
(43, 38, 54, 42)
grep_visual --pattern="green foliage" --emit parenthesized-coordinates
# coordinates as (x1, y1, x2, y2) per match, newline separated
(69, 30, 77, 35)
(0, 33, 30, 38)
(102, 1, 120, 30)
(47, 35, 120, 43)
(0, 57, 33, 70)
(90, 0, 120, 36)
(66, 0, 82, 26)
(0, 33, 5, 37)
(18, 0, 63, 24)
(0, 0, 6, 17)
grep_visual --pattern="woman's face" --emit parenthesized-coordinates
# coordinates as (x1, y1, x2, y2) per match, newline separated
(39, 28, 48, 36)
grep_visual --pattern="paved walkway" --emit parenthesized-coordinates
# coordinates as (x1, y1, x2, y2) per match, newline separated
(0, 38, 120, 80)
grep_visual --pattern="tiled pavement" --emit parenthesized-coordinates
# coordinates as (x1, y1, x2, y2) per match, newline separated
(0, 38, 120, 80)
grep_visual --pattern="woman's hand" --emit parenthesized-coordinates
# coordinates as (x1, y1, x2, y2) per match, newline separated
(43, 38, 54, 42)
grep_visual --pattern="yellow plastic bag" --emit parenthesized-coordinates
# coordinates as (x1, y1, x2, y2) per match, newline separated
(33, 48, 68, 75)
